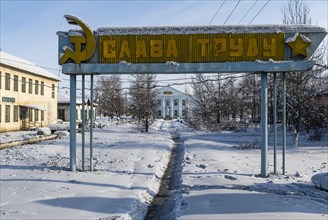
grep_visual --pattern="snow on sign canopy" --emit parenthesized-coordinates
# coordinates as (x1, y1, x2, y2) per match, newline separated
(57, 14, 327, 74)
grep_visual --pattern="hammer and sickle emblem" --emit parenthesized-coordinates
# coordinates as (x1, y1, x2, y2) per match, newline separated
(60, 15, 96, 64)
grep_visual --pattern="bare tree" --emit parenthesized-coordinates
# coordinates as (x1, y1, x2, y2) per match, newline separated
(281, 0, 327, 146)
(238, 74, 261, 124)
(96, 75, 125, 123)
(129, 74, 157, 132)
(191, 73, 244, 131)
(281, 0, 311, 25)
(190, 74, 217, 130)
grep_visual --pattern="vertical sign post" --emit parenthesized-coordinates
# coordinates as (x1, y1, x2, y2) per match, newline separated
(282, 72, 287, 175)
(90, 75, 94, 171)
(261, 72, 268, 177)
(82, 75, 85, 171)
(273, 73, 277, 175)
(69, 74, 77, 171)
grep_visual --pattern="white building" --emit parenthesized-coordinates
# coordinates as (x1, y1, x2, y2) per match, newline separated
(156, 87, 192, 119)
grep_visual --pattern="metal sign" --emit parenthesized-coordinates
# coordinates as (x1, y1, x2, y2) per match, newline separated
(57, 15, 327, 177)
(58, 15, 326, 74)
(98, 33, 285, 63)
(2, 97, 15, 103)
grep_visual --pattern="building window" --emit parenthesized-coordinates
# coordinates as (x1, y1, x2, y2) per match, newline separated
(5, 105, 10, 122)
(14, 106, 18, 122)
(174, 110, 178, 117)
(14, 75, 18, 91)
(182, 110, 186, 117)
(35, 109, 39, 121)
(52, 84, 55, 98)
(58, 109, 65, 121)
(166, 100, 170, 106)
(22, 77, 26, 93)
(157, 100, 162, 107)
(182, 99, 186, 106)
(86, 109, 89, 120)
(41, 81, 44, 95)
(5, 73, 10, 90)
(41, 110, 44, 121)
(174, 99, 178, 106)
(29, 109, 33, 121)
(29, 79, 33, 93)
(35, 80, 39, 94)
(80, 109, 88, 121)
(157, 110, 162, 117)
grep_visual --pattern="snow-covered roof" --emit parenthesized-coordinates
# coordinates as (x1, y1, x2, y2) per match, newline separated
(0, 51, 60, 81)
(58, 92, 83, 104)
(157, 86, 192, 99)
(97, 25, 327, 36)
(58, 92, 98, 106)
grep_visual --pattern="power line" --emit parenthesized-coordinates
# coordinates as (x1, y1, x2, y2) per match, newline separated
(224, 0, 241, 25)
(248, 0, 271, 24)
(239, 0, 258, 24)
(209, 0, 226, 25)
(96, 73, 250, 92)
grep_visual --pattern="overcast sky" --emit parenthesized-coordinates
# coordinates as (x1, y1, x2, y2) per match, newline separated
(1, 0, 327, 93)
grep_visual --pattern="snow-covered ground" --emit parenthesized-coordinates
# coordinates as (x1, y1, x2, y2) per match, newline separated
(0, 119, 327, 219)
(0, 119, 176, 219)
(177, 129, 328, 219)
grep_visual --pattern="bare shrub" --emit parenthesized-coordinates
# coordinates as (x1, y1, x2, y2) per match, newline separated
(235, 139, 260, 150)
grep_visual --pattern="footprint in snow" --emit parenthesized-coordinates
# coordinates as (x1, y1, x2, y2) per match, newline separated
(224, 175, 237, 180)
(196, 164, 206, 169)
(147, 164, 154, 168)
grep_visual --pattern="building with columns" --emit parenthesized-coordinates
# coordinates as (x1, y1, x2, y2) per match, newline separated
(156, 87, 192, 120)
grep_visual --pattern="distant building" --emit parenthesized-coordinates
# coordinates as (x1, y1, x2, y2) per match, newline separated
(57, 92, 97, 126)
(156, 87, 193, 119)
(0, 51, 59, 132)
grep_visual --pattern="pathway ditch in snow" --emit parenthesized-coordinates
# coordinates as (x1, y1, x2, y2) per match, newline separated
(145, 137, 185, 220)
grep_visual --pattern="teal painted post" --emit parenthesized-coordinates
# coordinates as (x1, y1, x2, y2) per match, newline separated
(261, 73, 268, 177)
(90, 75, 94, 171)
(282, 73, 286, 175)
(70, 74, 77, 171)
(273, 73, 277, 175)
(82, 75, 85, 171)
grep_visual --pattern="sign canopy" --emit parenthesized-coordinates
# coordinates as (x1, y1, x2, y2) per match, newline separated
(58, 15, 327, 74)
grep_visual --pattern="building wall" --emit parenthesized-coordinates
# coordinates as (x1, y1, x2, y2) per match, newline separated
(58, 103, 97, 125)
(156, 87, 192, 119)
(0, 65, 58, 132)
